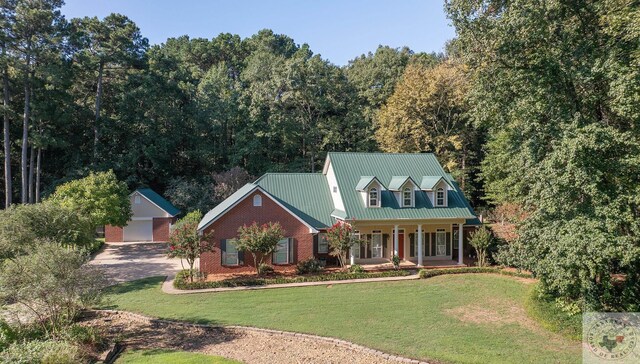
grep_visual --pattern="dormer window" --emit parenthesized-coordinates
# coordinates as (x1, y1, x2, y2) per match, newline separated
(369, 187, 378, 207)
(436, 188, 445, 206)
(403, 187, 412, 207)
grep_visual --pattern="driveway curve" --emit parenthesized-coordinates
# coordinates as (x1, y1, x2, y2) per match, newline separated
(90, 242, 185, 283)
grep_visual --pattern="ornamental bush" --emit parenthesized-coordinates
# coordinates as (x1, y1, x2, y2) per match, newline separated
(296, 258, 323, 275)
(168, 211, 214, 282)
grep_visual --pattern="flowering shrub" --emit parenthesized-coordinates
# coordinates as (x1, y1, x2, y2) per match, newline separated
(168, 211, 214, 282)
(235, 222, 285, 276)
(326, 221, 362, 269)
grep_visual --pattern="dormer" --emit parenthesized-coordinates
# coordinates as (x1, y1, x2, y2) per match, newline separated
(356, 176, 384, 208)
(388, 176, 418, 208)
(420, 176, 452, 207)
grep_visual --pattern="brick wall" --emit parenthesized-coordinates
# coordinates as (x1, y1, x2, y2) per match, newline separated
(105, 225, 123, 243)
(200, 190, 314, 274)
(153, 217, 174, 242)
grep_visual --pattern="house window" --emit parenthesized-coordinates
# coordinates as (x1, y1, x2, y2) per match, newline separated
(351, 231, 360, 259)
(369, 187, 378, 207)
(436, 188, 445, 206)
(403, 187, 412, 207)
(371, 231, 382, 258)
(253, 194, 262, 207)
(223, 239, 239, 265)
(436, 229, 447, 256)
(317, 233, 329, 254)
(273, 238, 290, 264)
(134, 195, 141, 204)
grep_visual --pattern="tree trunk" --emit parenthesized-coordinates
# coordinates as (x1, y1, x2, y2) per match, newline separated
(93, 60, 104, 167)
(21, 51, 31, 204)
(2, 44, 10, 208)
(28, 144, 34, 203)
(35, 147, 41, 203)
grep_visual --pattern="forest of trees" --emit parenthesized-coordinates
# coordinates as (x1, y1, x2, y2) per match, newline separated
(1, 0, 638, 310)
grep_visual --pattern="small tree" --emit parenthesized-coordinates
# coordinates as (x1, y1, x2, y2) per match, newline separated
(326, 222, 361, 269)
(235, 222, 284, 276)
(49, 170, 131, 228)
(469, 225, 493, 267)
(167, 211, 213, 282)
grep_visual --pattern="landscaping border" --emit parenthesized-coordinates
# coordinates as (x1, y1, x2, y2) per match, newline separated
(96, 309, 431, 364)
(419, 266, 533, 279)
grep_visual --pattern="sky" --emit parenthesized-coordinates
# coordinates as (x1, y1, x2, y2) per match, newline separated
(61, 0, 455, 66)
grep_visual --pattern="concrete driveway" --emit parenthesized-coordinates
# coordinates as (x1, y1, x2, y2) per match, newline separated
(90, 242, 186, 283)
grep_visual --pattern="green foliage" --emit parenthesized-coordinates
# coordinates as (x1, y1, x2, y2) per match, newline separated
(49, 170, 131, 228)
(0, 319, 17, 351)
(0, 201, 94, 259)
(235, 222, 284, 275)
(325, 222, 361, 268)
(174, 269, 411, 290)
(257, 263, 274, 275)
(295, 258, 323, 275)
(0, 339, 82, 364)
(418, 266, 532, 279)
(0, 244, 107, 336)
(524, 285, 582, 341)
(348, 264, 364, 273)
(391, 255, 400, 269)
(168, 211, 213, 282)
(468, 225, 493, 267)
(447, 0, 640, 310)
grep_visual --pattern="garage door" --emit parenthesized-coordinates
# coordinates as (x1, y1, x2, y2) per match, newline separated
(123, 220, 153, 242)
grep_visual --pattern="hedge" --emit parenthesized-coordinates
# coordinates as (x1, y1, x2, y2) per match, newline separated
(419, 266, 533, 279)
(174, 269, 412, 290)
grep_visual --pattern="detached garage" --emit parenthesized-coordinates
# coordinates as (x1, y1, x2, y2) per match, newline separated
(105, 188, 181, 243)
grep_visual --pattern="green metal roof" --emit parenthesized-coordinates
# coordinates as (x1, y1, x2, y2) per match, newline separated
(388, 176, 415, 191)
(136, 188, 181, 216)
(327, 152, 476, 221)
(420, 176, 446, 190)
(197, 183, 258, 230)
(355, 176, 379, 191)
(255, 173, 334, 229)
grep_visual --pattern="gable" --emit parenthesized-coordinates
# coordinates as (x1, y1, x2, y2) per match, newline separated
(131, 191, 170, 218)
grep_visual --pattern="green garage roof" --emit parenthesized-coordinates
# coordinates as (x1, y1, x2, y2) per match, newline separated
(136, 188, 181, 216)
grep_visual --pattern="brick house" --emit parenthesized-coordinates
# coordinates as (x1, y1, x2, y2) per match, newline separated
(106, 188, 180, 243)
(197, 153, 480, 274)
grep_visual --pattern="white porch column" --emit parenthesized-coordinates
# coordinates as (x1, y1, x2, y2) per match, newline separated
(350, 247, 355, 265)
(393, 225, 399, 256)
(417, 224, 423, 267)
(458, 222, 464, 265)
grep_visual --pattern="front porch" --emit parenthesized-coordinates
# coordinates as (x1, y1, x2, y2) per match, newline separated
(346, 219, 473, 268)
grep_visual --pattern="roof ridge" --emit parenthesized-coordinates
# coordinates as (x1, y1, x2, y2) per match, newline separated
(328, 152, 436, 156)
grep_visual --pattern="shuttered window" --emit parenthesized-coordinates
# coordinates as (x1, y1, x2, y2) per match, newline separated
(273, 238, 289, 264)
(317, 233, 329, 253)
(222, 239, 239, 265)
(371, 231, 383, 258)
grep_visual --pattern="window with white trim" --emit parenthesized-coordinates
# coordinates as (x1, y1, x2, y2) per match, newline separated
(317, 233, 329, 253)
(369, 187, 378, 207)
(403, 187, 412, 207)
(371, 231, 383, 258)
(134, 195, 141, 204)
(351, 231, 360, 259)
(253, 194, 262, 207)
(273, 238, 289, 264)
(436, 229, 447, 256)
(436, 188, 445, 206)
(223, 239, 239, 265)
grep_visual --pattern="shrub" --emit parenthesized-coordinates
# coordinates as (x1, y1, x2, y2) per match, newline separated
(348, 264, 364, 273)
(0, 340, 82, 364)
(391, 255, 400, 269)
(468, 225, 494, 267)
(418, 266, 533, 279)
(257, 263, 274, 275)
(296, 258, 323, 274)
(174, 270, 411, 290)
(0, 243, 108, 336)
(235, 222, 284, 276)
(168, 211, 214, 282)
(0, 319, 17, 351)
(326, 222, 361, 268)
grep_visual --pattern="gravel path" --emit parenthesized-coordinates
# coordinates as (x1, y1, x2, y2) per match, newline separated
(82, 310, 430, 364)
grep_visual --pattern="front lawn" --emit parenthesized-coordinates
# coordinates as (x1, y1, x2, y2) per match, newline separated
(116, 349, 240, 363)
(101, 274, 581, 364)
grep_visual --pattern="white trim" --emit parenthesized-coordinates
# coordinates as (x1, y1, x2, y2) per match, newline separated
(197, 186, 319, 234)
(130, 217, 153, 221)
(130, 191, 178, 217)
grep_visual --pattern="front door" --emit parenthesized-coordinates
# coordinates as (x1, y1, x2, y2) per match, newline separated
(398, 232, 405, 258)
(436, 230, 447, 256)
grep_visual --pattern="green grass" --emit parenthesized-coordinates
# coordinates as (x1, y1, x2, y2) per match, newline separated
(101, 274, 581, 364)
(116, 349, 240, 363)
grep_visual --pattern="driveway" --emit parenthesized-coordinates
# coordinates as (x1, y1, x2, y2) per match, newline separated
(90, 242, 185, 283)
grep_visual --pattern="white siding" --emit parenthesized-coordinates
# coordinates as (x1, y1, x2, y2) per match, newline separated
(131, 192, 170, 218)
(324, 161, 344, 211)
